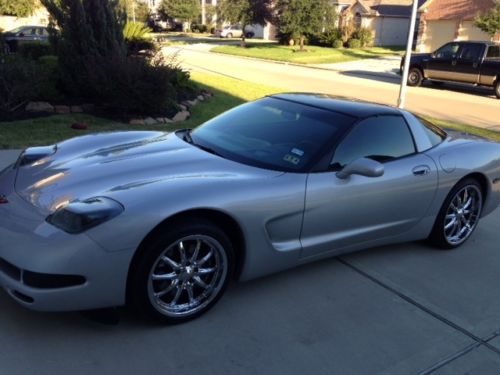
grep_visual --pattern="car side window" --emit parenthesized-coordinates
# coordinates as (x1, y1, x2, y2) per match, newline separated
(435, 43, 460, 59)
(487, 46, 500, 58)
(459, 44, 484, 61)
(29, 28, 37, 36)
(331, 116, 416, 170)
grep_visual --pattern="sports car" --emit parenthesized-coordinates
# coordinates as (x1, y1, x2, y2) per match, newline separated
(0, 94, 499, 323)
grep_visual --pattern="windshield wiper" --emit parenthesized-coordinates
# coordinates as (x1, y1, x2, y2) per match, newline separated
(194, 143, 223, 157)
(182, 130, 222, 157)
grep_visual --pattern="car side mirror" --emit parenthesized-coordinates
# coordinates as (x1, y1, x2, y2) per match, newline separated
(336, 158, 384, 180)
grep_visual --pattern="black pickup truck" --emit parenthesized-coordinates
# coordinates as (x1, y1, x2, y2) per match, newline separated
(402, 41, 500, 99)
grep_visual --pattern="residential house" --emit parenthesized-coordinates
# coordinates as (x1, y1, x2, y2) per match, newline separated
(416, 0, 499, 53)
(339, 0, 427, 47)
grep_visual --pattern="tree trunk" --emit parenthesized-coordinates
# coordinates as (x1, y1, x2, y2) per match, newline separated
(299, 35, 305, 51)
(240, 24, 246, 48)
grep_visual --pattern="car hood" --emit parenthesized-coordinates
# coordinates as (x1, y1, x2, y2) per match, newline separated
(14, 131, 282, 213)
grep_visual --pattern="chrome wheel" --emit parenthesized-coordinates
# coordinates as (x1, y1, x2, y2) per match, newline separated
(147, 235, 228, 318)
(443, 185, 482, 246)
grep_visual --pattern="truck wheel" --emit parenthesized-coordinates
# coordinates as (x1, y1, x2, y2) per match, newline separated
(495, 80, 500, 99)
(407, 68, 423, 87)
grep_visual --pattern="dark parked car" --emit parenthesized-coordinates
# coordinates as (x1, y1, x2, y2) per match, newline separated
(402, 41, 500, 99)
(2, 25, 50, 53)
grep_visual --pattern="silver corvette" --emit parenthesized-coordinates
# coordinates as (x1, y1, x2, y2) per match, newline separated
(1, 94, 499, 323)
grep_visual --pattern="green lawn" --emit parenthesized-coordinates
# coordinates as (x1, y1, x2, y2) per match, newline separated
(211, 43, 404, 65)
(0, 71, 497, 149)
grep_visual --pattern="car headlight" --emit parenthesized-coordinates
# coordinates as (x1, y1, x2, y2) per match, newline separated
(46, 197, 124, 234)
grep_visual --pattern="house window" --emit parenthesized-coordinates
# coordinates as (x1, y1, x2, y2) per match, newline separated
(354, 12, 362, 29)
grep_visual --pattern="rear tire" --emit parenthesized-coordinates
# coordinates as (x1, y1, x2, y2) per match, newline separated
(407, 67, 423, 87)
(428, 178, 483, 249)
(495, 80, 500, 99)
(129, 220, 234, 324)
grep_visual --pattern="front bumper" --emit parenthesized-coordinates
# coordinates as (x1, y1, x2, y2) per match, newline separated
(0, 188, 134, 312)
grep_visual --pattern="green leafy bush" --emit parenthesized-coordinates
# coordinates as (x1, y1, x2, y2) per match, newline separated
(123, 22, 156, 56)
(191, 23, 208, 33)
(352, 27, 373, 47)
(18, 42, 54, 60)
(35, 55, 63, 102)
(332, 39, 343, 48)
(0, 55, 62, 117)
(308, 29, 341, 47)
(348, 38, 361, 48)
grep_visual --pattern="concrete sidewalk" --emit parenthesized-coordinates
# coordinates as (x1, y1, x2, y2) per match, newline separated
(1, 149, 500, 374)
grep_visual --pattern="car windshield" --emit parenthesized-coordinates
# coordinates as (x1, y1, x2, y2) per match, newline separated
(7, 26, 26, 34)
(190, 97, 354, 172)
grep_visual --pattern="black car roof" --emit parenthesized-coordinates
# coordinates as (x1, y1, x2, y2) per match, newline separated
(270, 93, 402, 119)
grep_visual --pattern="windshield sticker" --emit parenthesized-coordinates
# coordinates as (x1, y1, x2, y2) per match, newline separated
(283, 154, 301, 165)
(291, 148, 304, 157)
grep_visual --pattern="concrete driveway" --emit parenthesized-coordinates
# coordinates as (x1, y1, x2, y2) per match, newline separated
(1, 150, 500, 374)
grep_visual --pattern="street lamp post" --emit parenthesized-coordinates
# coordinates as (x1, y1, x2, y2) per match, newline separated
(397, 0, 420, 109)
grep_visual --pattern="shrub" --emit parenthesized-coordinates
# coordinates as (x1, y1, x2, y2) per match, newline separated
(352, 27, 373, 47)
(123, 22, 156, 56)
(0, 55, 62, 117)
(35, 55, 63, 102)
(332, 39, 343, 48)
(191, 23, 208, 33)
(309, 29, 341, 47)
(18, 42, 54, 60)
(348, 38, 361, 48)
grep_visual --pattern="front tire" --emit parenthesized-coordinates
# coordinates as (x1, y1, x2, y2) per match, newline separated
(129, 220, 234, 324)
(407, 67, 423, 87)
(428, 179, 483, 249)
(495, 80, 500, 99)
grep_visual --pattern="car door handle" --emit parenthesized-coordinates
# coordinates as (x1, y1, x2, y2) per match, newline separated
(413, 166, 430, 176)
(452, 60, 457, 66)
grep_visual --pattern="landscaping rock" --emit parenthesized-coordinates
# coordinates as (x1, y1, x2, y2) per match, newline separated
(187, 99, 198, 107)
(54, 105, 71, 114)
(71, 122, 88, 130)
(70, 105, 84, 113)
(172, 111, 190, 122)
(157, 118, 174, 124)
(26, 102, 54, 113)
(197, 95, 205, 101)
(179, 104, 188, 111)
(144, 117, 158, 125)
(129, 118, 145, 125)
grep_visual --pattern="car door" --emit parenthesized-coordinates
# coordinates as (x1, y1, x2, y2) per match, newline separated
(426, 42, 460, 80)
(300, 115, 438, 258)
(454, 43, 485, 84)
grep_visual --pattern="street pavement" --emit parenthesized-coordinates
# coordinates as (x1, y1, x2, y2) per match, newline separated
(163, 44, 500, 130)
(1, 149, 500, 374)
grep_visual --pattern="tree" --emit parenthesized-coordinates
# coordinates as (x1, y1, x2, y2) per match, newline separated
(158, 0, 200, 31)
(474, 0, 500, 37)
(119, 0, 150, 23)
(218, 0, 271, 47)
(41, 0, 126, 97)
(0, 0, 37, 17)
(275, 0, 337, 51)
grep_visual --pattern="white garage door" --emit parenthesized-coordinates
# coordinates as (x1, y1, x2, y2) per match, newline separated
(423, 20, 456, 52)
(459, 21, 491, 42)
(376, 17, 410, 46)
